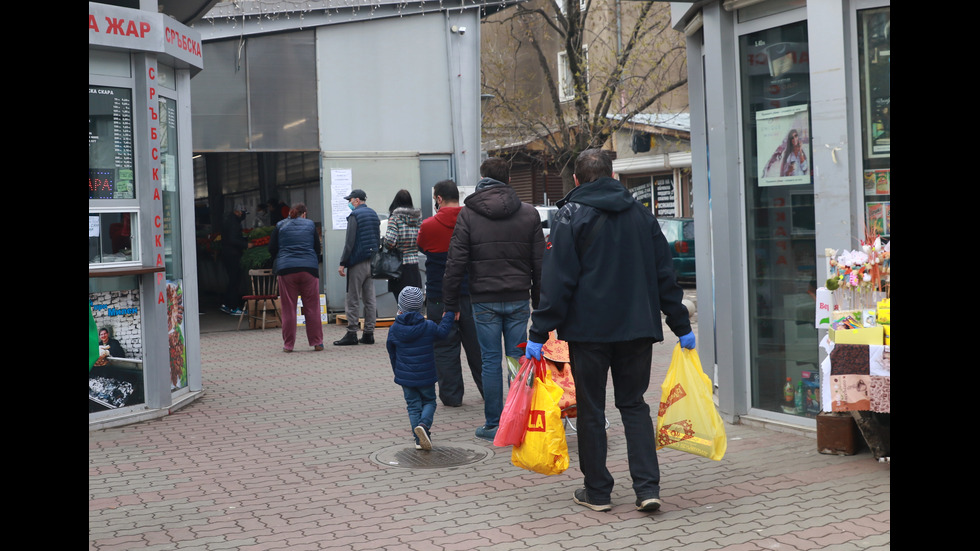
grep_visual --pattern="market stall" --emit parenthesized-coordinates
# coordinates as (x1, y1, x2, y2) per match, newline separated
(814, 230, 890, 460)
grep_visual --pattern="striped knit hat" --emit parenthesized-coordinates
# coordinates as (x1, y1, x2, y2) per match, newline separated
(397, 286, 425, 313)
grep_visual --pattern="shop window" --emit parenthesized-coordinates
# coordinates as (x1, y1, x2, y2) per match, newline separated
(159, 95, 182, 280)
(738, 20, 818, 417)
(858, 7, 890, 239)
(90, 83, 141, 267)
(90, 211, 140, 265)
(89, 86, 136, 201)
(558, 47, 588, 103)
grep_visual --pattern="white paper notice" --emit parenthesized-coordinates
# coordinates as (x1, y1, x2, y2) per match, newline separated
(331, 169, 353, 230)
(90, 216, 101, 237)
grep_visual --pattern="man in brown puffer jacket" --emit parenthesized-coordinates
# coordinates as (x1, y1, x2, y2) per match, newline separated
(442, 157, 545, 442)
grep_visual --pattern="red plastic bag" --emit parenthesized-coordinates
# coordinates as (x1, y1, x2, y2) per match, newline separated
(494, 355, 541, 447)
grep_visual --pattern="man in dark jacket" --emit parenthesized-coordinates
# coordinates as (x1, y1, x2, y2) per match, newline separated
(525, 149, 696, 514)
(442, 157, 545, 442)
(335, 189, 381, 345)
(417, 179, 484, 407)
(219, 203, 252, 316)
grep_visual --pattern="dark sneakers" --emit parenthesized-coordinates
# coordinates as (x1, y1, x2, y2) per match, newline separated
(333, 332, 359, 346)
(474, 425, 497, 441)
(573, 489, 612, 512)
(359, 332, 375, 344)
(635, 496, 663, 512)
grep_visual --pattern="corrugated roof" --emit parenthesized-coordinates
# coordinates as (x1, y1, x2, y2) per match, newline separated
(608, 112, 690, 133)
(203, 0, 523, 19)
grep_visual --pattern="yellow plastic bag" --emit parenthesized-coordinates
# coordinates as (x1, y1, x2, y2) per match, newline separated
(511, 364, 570, 475)
(656, 344, 727, 461)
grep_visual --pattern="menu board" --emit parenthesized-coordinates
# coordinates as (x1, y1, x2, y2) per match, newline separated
(89, 86, 135, 199)
(654, 177, 676, 218)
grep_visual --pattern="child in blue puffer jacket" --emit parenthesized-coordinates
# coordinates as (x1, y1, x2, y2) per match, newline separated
(386, 286, 455, 450)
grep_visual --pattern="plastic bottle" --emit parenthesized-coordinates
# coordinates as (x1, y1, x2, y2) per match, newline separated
(795, 381, 804, 414)
(783, 378, 794, 407)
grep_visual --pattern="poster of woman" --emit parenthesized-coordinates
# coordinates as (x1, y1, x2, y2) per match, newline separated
(757, 104, 812, 187)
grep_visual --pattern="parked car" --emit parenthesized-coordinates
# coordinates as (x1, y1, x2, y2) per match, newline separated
(657, 217, 696, 282)
(535, 205, 559, 239)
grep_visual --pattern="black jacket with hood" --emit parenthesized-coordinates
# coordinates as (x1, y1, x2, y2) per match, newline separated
(527, 176, 691, 344)
(442, 178, 544, 311)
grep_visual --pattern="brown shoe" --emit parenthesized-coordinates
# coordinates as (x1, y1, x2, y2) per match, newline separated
(313, 344, 324, 351)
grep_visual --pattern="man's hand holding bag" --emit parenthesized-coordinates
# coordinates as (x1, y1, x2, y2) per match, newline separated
(510, 360, 570, 475)
(655, 344, 727, 461)
(493, 355, 539, 447)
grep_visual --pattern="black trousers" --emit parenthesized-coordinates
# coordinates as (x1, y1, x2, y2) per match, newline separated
(221, 254, 243, 307)
(568, 338, 661, 503)
(388, 264, 422, 300)
(428, 294, 484, 406)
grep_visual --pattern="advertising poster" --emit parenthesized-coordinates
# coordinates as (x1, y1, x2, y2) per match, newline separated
(167, 281, 187, 390)
(757, 105, 811, 187)
(866, 201, 889, 235)
(863, 169, 890, 195)
(90, 289, 144, 411)
(860, 9, 890, 158)
(653, 177, 676, 218)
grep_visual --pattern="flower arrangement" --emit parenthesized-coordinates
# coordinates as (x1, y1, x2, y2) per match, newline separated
(824, 226, 889, 310)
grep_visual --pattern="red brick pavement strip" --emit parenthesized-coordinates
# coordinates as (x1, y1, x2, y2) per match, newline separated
(90, 325, 889, 550)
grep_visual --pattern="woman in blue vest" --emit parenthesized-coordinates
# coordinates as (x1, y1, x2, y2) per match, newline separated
(269, 203, 324, 352)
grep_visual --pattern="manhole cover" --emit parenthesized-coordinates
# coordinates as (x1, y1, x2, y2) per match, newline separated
(372, 443, 493, 469)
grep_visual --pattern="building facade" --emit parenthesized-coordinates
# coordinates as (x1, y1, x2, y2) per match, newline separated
(190, 0, 498, 318)
(670, 0, 890, 428)
(89, 1, 208, 429)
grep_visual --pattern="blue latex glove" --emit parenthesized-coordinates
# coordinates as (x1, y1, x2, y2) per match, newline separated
(525, 340, 543, 361)
(679, 331, 696, 350)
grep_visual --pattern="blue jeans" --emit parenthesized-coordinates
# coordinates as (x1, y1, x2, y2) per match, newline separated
(568, 338, 661, 502)
(472, 300, 530, 428)
(402, 385, 436, 440)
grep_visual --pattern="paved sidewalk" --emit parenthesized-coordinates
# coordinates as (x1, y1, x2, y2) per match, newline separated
(89, 317, 889, 550)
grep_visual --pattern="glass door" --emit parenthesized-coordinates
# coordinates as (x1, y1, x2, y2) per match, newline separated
(738, 20, 819, 417)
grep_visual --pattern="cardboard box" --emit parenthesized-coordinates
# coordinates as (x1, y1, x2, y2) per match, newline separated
(247, 298, 282, 329)
(829, 326, 884, 345)
(297, 294, 328, 326)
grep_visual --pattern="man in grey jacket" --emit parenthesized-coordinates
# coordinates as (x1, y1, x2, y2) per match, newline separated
(442, 157, 545, 442)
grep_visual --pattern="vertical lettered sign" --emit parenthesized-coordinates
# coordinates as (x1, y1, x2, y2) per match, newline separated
(146, 57, 166, 305)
